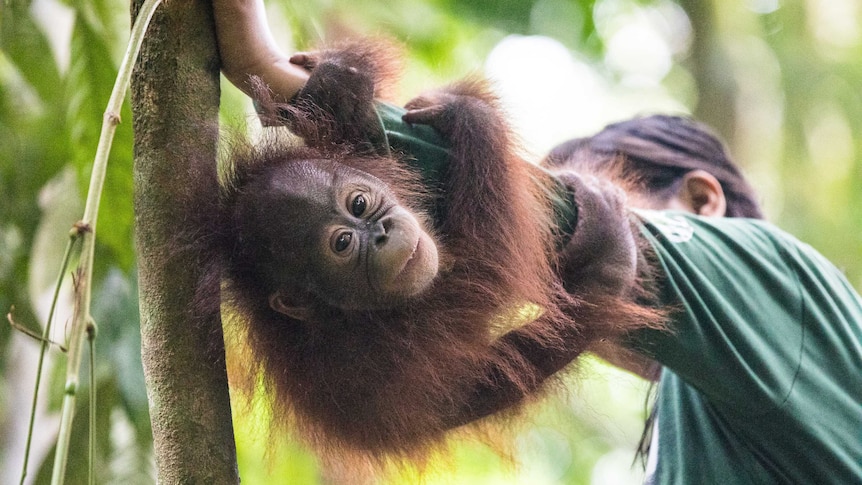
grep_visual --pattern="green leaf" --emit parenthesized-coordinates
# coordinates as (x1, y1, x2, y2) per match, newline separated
(90, 268, 151, 441)
(67, 14, 136, 271)
(0, 0, 63, 105)
(0, 7, 73, 366)
(67, 15, 115, 162)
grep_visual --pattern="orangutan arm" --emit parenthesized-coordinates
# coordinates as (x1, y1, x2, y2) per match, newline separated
(444, 172, 660, 427)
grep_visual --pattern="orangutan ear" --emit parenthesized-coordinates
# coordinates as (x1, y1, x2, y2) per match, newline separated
(269, 290, 312, 321)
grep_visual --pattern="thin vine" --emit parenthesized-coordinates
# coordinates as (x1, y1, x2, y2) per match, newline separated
(16, 229, 81, 485)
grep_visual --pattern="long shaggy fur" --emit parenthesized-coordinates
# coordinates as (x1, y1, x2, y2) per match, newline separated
(183, 41, 664, 470)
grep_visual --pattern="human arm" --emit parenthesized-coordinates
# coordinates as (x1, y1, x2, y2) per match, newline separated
(212, 0, 309, 102)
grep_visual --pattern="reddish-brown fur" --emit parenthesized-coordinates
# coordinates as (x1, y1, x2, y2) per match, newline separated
(184, 41, 663, 469)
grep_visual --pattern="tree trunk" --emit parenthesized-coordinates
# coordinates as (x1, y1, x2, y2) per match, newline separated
(130, 0, 239, 482)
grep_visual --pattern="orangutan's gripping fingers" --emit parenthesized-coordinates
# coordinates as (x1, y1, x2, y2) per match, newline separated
(403, 93, 466, 136)
(402, 104, 447, 125)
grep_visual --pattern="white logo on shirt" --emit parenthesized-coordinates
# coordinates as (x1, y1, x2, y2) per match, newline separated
(634, 210, 695, 243)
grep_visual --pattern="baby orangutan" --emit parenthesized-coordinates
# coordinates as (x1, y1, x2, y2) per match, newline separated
(190, 42, 656, 467)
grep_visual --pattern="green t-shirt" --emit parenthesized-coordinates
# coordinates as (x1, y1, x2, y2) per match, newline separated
(635, 210, 862, 484)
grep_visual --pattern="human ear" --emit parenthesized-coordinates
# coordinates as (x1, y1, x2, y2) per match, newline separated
(269, 290, 313, 321)
(678, 170, 727, 217)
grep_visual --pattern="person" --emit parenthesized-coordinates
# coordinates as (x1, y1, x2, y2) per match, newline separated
(212, 1, 862, 482)
(544, 115, 763, 220)
(545, 115, 862, 484)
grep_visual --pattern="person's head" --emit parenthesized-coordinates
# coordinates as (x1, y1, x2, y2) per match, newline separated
(546, 115, 763, 219)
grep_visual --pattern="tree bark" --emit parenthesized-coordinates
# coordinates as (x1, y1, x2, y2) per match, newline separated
(130, 0, 239, 482)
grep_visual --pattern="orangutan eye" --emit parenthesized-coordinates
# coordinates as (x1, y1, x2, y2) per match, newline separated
(332, 231, 353, 253)
(351, 194, 367, 217)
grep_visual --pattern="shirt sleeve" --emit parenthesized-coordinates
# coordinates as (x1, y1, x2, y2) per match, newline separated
(632, 211, 806, 415)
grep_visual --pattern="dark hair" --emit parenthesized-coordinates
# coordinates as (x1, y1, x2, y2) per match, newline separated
(546, 115, 763, 219)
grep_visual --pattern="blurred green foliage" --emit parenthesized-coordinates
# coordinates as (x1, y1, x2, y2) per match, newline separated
(0, 0, 860, 483)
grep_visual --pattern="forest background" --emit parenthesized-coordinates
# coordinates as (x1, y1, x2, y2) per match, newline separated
(0, 0, 860, 483)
